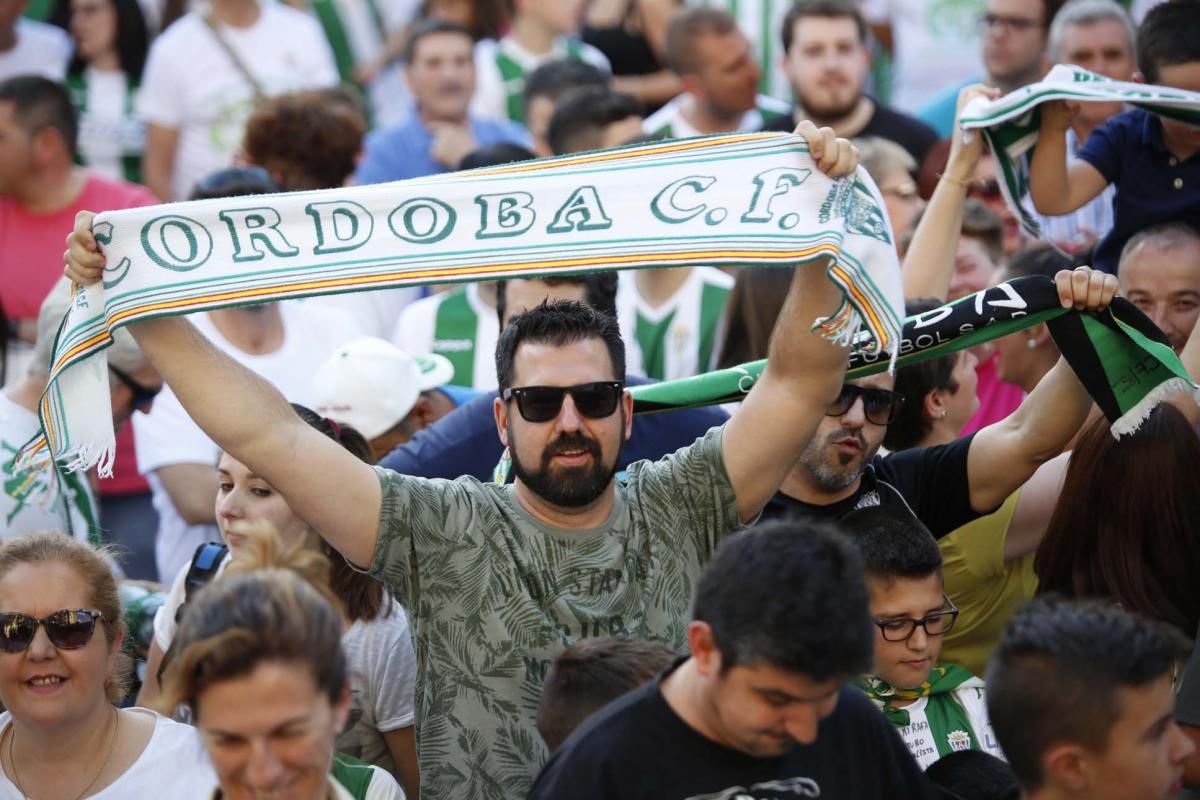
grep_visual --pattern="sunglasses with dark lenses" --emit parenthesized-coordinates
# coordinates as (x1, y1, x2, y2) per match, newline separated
(967, 177, 1002, 201)
(109, 364, 161, 412)
(502, 381, 624, 423)
(0, 609, 105, 653)
(826, 384, 906, 425)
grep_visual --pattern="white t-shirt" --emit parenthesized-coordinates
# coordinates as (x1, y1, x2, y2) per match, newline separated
(0, 392, 97, 544)
(154, 556, 417, 776)
(616, 267, 734, 381)
(137, 5, 339, 200)
(302, 288, 422, 341)
(470, 36, 611, 123)
(643, 93, 792, 139)
(860, 0, 985, 113)
(0, 709, 215, 800)
(892, 681, 1005, 770)
(133, 303, 365, 582)
(338, 598, 418, 772)
(0, 19, 71, 82)
(391, 284, 498, 391)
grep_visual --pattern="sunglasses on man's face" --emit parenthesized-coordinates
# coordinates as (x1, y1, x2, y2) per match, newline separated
(967, 177, 1002, 201)
(826, 383, 906, 426)
(109, 364, 161, 412)
(502, 381, 624, 423)
(0, 609, 105, 653)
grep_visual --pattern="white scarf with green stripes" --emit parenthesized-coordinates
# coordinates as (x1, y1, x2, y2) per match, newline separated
(21, 133, 904, 478)
(959, 64, 1200, 241)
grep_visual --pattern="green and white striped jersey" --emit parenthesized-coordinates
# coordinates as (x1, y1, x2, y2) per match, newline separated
(471, 36, 611, 124)
(687, 0, 793, 102)
(617, 267, 734, 382)
(391, 284, 499, 391)
(643, 92, 792, 139)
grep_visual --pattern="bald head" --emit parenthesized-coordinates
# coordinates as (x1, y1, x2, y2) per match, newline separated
(1119, 224, 1200, 354)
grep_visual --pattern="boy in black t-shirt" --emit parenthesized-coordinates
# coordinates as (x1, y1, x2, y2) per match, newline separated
(528, 519, 935, 800)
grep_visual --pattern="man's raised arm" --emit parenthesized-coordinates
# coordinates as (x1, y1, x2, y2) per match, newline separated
(64, 213, 382, 566)
(966, 267, 1119, 514)
(721, 125, 860, 522)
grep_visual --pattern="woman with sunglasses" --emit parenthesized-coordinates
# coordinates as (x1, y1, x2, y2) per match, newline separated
(137, 405, 420, 799)
(0, 532, 215, 798)
(160, 559, 397, 799)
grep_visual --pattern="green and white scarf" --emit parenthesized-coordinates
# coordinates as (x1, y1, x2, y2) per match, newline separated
(958, 64, 1200, 241)
(630, 275, 1197, 437)
(20, 133, 904, 477)
(856, 665, 984, 759)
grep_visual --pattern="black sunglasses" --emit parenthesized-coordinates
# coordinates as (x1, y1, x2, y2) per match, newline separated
(967, 177, 1003, 200)
(873, 595, 960, 642)
(826, 384, 906, 426)
(502, 381, 624, 423)
(0, 609, 105, 653)
(109, 364, 161, 412)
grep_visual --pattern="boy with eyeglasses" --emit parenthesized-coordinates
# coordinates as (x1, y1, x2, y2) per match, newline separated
(840, 506, 1004, 770)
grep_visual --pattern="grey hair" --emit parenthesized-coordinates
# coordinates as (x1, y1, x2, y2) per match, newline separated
(1119, 222, 1200, 268)
(853, 136, 916, 186)
(1048, 0, 1136, 64)
(30, 277, 145, 377)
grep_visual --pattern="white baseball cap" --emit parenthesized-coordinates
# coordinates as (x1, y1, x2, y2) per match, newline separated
(312, 337, 456, 440)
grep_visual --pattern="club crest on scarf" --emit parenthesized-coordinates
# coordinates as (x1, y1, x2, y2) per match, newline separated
(817, 177, 893, 245)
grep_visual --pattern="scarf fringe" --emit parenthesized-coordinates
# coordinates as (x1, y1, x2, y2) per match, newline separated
(1110, 376, 1195, 438)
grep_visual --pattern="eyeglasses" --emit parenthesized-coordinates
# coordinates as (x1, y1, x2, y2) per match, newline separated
(967, 177, 1003, 201)
(873, 596, 960, 642)
(826, 384, 906, 426)
(502, 381, 624, 423)
(0, 609, 105, 653)
(978, 13, 1041, 34)
(109, 365, 161, 412)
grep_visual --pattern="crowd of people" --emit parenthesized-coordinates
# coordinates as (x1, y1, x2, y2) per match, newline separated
(1, 0, 1199, 797)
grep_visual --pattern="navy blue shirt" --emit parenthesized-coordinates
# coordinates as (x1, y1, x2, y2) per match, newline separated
(1077, 108, 1200, 274)
(379, 376, 728, 481)
(354, 114, 530, 184)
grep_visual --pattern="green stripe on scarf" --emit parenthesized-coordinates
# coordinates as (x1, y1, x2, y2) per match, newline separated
(630, 276, 1196, 437)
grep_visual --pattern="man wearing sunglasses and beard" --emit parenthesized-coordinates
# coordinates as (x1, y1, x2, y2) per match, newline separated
(759, 266, 1118, 542)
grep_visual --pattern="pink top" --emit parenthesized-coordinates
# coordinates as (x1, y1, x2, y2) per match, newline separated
(960, 351, 1025, 436)
(0, 172, 157, 321)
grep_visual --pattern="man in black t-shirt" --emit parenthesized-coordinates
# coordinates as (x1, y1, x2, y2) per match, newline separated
(529, 519, 935, 800)
(762, 0, 938, 168)
(760, 272, 1119, 538)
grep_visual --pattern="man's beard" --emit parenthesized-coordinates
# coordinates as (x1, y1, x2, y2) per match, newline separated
(796, 427, 873, 494)
(795, 80, 860, 122)
(509, 425, 621, 508)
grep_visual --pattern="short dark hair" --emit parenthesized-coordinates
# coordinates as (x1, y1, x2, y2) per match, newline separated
(1135, 0, 1200, 84)
(0, 75, 78, 153)
(1003, 244, 1075, 280)
(536, 637, 676, 751)
(547, 86, 642, 155)
(495, 299, 627, 391)
(459, 142, 536, 170)
(693, 519, 873, 681)
(781, 0, 868, 53)
(403, 17, 473, 64)
(495, 273, 619, 328)
(838, 505, 943, 585)
(925, 751, 1020, 800)
(664, 7, 738, 75)
(884, 297, 961, 452)
(521, 58, 610, 118)
(986, 596, 1190, 792)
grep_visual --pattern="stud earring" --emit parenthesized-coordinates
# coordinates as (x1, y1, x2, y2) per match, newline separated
(1026, 339, 1038, 350)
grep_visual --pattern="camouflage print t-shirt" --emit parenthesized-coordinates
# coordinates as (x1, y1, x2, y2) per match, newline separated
(366, 425, 738, 800)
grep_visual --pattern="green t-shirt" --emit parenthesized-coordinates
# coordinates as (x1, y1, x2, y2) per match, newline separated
(366, 426, 738, 800)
